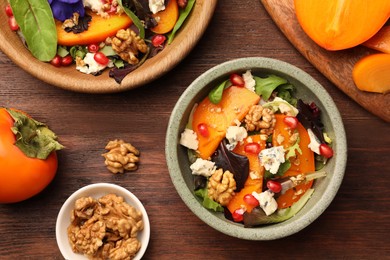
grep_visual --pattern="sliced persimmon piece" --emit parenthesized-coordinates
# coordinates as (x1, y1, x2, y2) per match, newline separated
(192, 86, 260, 159)
(294, 0, 390, 50)
(352, 53, 390, 94)
(227, 135, 266, 214)
(151, 0, 179, 34)
(56, 11, 132, 46)
(363, 26, 390, 54)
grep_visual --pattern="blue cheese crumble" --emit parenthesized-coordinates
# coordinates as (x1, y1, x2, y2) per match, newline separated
(180, 128, 198, 150)
(190, 158, 216, 177)
(259, 146, 285, 174)
(252, 190, 278, 216)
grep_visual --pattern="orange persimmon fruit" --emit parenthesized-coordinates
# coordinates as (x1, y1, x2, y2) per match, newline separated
(56, 11, 132, 46)
(272, 114, 315, 209)
(227, 135, 266, 214)
(192, 86, 260, 160)
(363, 26, 390, 54)
(151, 0, 179, 34)
(294, 0, 390, 50)
(352, 53, 390, 94)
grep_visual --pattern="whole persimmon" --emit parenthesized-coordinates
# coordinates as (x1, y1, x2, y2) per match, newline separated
(0, 108, 63, 203)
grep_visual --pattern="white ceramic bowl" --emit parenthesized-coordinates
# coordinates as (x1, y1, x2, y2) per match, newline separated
(165, 57, 347, 240)
(56, 183, 150, 259)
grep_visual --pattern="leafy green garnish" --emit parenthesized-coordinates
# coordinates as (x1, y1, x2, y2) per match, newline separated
(117, 0, 145, 39)
(254, 75, 287, 101)
(167, 0, 196, 44)
(244, 189, 315, 227)
(57, 46, 69, 58)
(10, 0, 57, 62)
(195, 188, 224, 212)
(276, 84, 297, 106)
(208, 80, 230, 104)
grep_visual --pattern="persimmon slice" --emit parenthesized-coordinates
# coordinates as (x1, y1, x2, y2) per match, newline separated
(363, 26, 390, 54)
(294, 0, 390, 50)
(352, 53, 390, 94)
(56, 11, 132, 46)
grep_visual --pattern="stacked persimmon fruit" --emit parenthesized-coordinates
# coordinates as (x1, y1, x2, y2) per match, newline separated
(295, 0, 390, 94)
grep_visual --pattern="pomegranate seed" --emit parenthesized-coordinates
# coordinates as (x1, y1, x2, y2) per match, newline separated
(197, 123, 209, 138)
(243, 194, 259, 207)
(61, 55, 73, 66)
(229, 73, 245, 87)
(50, 55, 62, 67)
(5, 4, 13, 17)
(87, 43, 99, 53)
(319, 143, 333, 158)
(94, 52, 109, 66)
(244, 143, 261, 154)
(267, 180, 282, 193)
(283, 116, 298, 129)
(232, 208, 245, 222)
(151, 34, 166, 47)
(8, 16, 19, 31)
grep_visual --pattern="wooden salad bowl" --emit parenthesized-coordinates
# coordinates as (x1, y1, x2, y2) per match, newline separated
(0, 0, 218, 93)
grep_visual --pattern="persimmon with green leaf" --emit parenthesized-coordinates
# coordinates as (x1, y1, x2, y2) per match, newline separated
(0, 108, 63, 203)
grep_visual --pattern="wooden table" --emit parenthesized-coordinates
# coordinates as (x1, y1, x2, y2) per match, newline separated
(0, 1, 389, 259)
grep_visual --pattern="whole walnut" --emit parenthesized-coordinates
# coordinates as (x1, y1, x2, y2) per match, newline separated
(208, 169, 236, 206)
(244, 105, 276, 135)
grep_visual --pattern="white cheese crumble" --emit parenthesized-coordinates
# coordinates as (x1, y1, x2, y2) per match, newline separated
(76, 53, 113, 74)
(307, 128, 321, 155)
(252, 190, 278, 216)
(83, 0, 105, 15)
(225, 126, 248, 150)
(259, 146, 285, 174)
(149, 0, 165, 14)
(190, 158, 216, 177)
(179, 128, 199, 150)
(242, 70, 256, 92)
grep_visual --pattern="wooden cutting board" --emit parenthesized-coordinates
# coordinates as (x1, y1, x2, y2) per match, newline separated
(261, 0, 390, 122)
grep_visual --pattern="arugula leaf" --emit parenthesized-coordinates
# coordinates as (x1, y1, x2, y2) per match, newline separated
(118, 0, 145, 38)
(10, 0, 57, 61)
(254, 75, 287, 101)
(208, 79, 230, 104)
(167, 0, 196, 44)
(195, 188, 224, 212)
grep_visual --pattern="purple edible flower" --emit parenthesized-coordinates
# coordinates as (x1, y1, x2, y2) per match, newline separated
(48, 0, 85, 22)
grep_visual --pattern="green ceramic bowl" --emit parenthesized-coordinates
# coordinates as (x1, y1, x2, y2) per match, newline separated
(165, 57, 347, 240)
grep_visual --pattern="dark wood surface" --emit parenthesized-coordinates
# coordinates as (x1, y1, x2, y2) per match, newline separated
(0, 0, 389, 259)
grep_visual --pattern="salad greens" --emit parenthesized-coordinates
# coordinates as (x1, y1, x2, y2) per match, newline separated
(254, 74, 287, 101)
(10, 0, 57, 61)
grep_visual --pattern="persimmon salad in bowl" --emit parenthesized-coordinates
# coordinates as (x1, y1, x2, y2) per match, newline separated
(166, 57, 347, 240)
(0, 0, 217, 93)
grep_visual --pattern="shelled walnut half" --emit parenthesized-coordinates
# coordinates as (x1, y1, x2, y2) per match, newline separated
(102, 139, 140, 174)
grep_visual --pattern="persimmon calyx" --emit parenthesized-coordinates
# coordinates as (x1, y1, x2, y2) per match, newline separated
(6, 109, 64, 159)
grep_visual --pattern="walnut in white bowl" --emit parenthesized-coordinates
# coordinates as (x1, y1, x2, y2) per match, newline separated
(56, 183, 150, 260)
